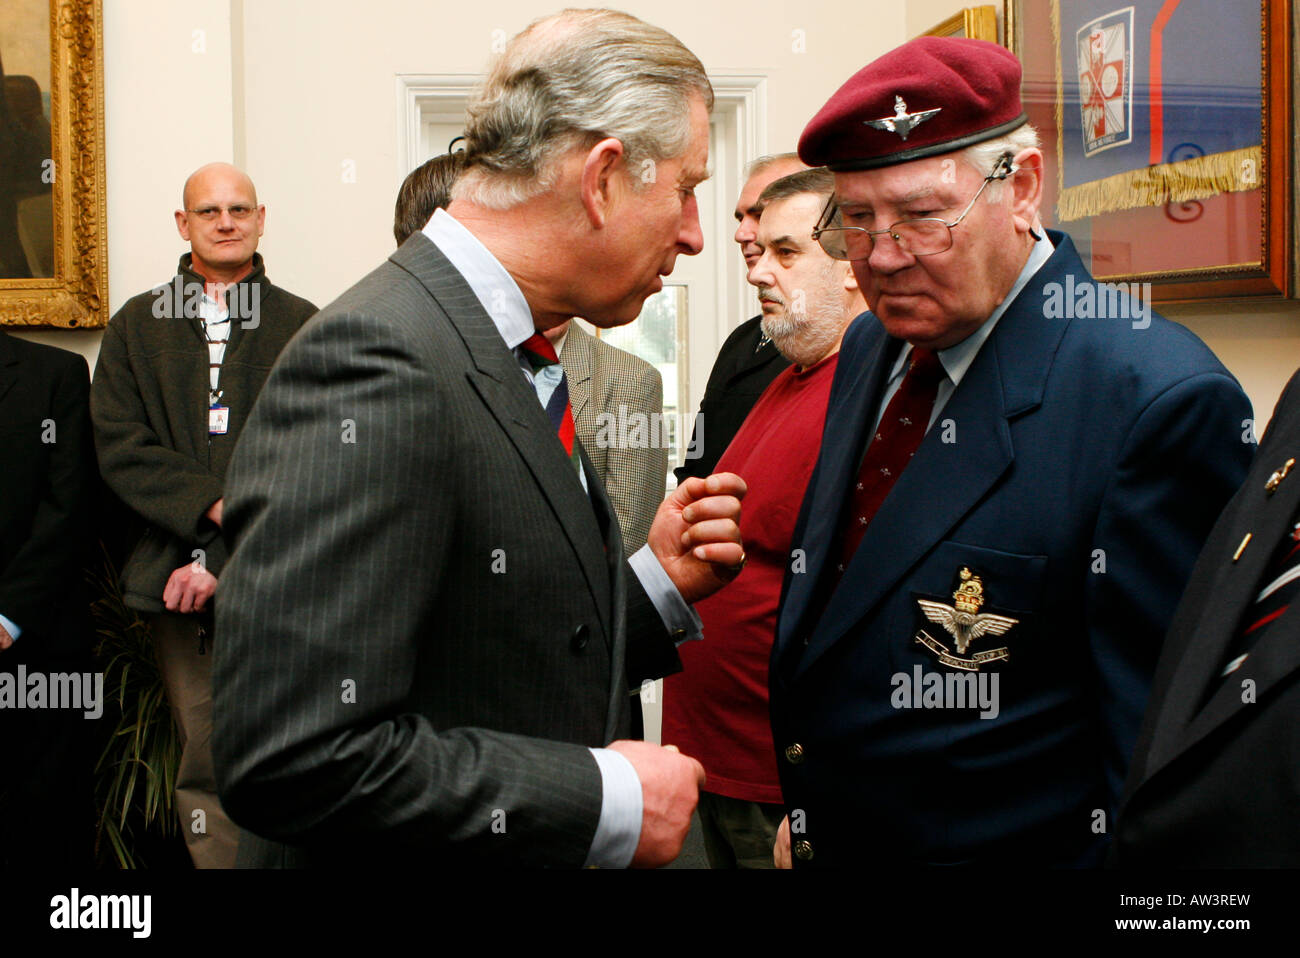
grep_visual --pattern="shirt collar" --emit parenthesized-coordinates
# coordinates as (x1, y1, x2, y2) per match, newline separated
(178, 251, 266, 290)
(422, 208, 535, 350)
(888, 231, 1055, 387)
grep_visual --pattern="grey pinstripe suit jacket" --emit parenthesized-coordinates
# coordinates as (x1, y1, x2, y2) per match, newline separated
(563, 324, 667, 557)
(213, 234, 675, 867)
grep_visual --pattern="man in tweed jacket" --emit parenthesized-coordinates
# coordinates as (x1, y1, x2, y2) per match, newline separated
(550, 321, 667, 556)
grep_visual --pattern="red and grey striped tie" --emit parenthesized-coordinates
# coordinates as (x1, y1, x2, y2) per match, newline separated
(518, 332, 582, 477)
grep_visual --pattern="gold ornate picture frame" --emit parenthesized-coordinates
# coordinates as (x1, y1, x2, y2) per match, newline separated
(0, 0, 107, 328)
(923, 5, 1000, 42)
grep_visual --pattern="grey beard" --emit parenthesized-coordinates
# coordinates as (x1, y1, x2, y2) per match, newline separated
(761, 298, 844, 368)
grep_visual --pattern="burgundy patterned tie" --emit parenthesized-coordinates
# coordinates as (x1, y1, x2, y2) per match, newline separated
(835, 347, 945, 577)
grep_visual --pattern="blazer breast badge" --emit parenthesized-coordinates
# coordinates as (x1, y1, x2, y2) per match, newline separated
(914, 567, 1019, 671)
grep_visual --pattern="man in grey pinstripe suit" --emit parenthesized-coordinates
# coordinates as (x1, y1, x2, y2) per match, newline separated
(213, 10, 744, 868)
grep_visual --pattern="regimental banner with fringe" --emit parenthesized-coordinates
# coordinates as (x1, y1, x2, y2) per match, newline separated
(1077, 7, 1134, 157)
(1055, 0, 1262, 221)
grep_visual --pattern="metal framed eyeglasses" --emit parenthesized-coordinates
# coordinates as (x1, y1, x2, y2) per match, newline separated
(812, 154, 1016, 261)
(185, 205, 259, 221)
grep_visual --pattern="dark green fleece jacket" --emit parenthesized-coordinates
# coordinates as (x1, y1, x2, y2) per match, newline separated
(91, 253, 316, 612)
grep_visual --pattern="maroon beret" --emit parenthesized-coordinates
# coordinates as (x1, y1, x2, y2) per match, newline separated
(799, 36, 1027, 171)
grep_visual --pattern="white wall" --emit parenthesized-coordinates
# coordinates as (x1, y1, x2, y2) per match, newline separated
(11, 0, 1297, 423)
(239, 0, 904, 310)
(16, 0, 905, 367)
(15, 0, 236, 368)
(103, 0, 235, 305)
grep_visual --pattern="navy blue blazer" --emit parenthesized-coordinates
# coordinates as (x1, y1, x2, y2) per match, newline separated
(771, 232, 1253, 867)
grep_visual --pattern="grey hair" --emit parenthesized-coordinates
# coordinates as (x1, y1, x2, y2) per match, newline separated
(454, 9, 713, 210)
(756, 167, 835, 209)
(746, 152, 803, 180)
(960, 123, 1042, 196)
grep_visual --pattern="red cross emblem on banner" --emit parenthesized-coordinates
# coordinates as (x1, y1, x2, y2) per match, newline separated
(1082, 30, 1124, 140)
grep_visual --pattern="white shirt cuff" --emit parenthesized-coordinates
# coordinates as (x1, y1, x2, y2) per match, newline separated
(584, 747, 642, 868)
(628, 544, 703, 645)
(0, 613, 21, 642)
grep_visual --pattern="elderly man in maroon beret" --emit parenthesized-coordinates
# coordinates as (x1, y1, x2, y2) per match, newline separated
(769, 36, 1252, 868)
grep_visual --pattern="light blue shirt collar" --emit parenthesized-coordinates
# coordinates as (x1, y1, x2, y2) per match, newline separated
(422, 208, 535, 350)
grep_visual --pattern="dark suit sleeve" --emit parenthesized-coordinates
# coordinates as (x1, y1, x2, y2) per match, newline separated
(622, 572, 683, 688)
(675, 322, 748, 485)
(213, 309, 605, 866)
(1087, 371, 1252, 815)
(91, 320, 224, 543)
(0, 353, 94, 635)
(675, 318, 789, 484)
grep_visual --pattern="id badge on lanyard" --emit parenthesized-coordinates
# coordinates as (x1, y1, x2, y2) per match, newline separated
(209, 404, 230, 435)
(209, 388, 230, 435)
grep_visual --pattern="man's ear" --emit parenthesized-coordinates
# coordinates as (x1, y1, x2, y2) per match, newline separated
(174, 209, 191, 241)
(580, 137, 626, 229)
(842, 260, 869, 313)
(1008, 147, 1044, 235)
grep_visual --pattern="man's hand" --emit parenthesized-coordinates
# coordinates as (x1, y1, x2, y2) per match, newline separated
(205, 497, 224, 528)
(163, 562, 218, 613)
(774, 814, 792, 869)
(0, 623, 12, 652)
(607, 740, 705, 868)
(647, 473, 746, 604)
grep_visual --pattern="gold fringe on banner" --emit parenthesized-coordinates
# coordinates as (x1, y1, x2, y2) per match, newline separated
(1057, 145, 1262, 221)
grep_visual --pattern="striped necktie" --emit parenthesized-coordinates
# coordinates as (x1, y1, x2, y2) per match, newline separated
(518, 332, 582, 477)
(1220, 512, 1300, 679)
